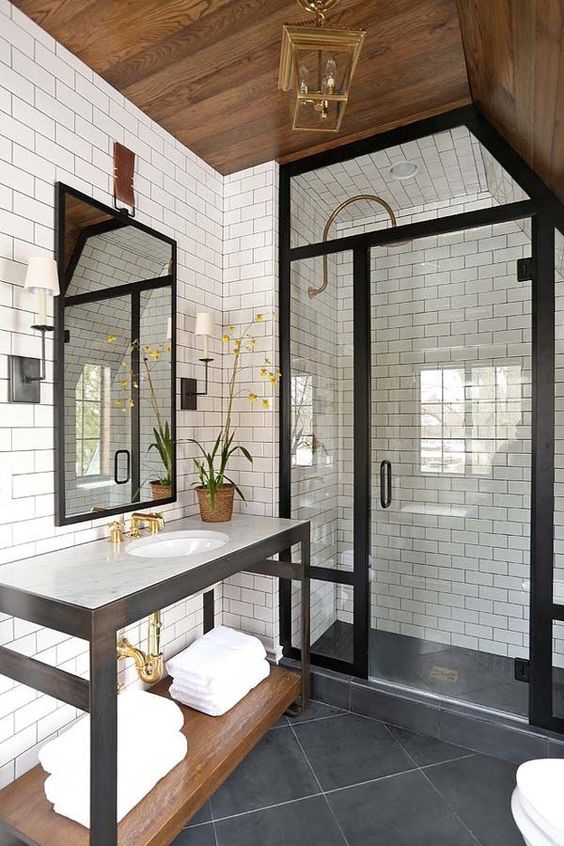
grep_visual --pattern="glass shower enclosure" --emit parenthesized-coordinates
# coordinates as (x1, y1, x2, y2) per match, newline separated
(279, 107, 564, 733)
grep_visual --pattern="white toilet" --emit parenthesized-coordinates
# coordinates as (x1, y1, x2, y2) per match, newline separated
(512, 759, 564, 845)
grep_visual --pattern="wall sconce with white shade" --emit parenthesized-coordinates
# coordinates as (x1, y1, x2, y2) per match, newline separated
(9, 257, 60, 403)
(180, 311, 215, 411)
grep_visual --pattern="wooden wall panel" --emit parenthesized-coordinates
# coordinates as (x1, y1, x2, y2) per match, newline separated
(456, 0, 564, 202)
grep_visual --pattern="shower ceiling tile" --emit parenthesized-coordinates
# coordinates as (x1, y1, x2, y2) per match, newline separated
(291, 126, 527, 245)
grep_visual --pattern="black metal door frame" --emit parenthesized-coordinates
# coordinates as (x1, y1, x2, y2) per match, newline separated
(279, 104, 564, 733)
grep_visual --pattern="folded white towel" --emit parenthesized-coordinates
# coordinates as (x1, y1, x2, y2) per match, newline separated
(45, 732, 187, 829)
(202, 625, 267, 658)
(39, 690, 184, 775)
(169, 659, 270, 716)
(166, 627, 266, 693)
(170, 651, 267, 697)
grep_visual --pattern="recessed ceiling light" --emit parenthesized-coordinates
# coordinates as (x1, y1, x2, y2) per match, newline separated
(389, 161, 419, 180)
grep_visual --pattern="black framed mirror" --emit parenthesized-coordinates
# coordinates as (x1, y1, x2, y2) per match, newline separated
(54, 183, 177, 525)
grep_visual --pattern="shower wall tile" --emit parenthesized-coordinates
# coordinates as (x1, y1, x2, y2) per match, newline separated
(335, 207, 534, 662)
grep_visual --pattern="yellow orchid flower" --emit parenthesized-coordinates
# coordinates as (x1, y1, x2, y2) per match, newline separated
(222, 334, 230, 343)
(255, 313, 264, 323)
(260, 368, 269, 378)
(248, 392, 258, 403)
(115, 398, 123, 408)
(262, 398, 270, 410)
(107, 334, 116, 343)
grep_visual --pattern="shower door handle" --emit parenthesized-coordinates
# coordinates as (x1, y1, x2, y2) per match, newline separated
(380, 460, 392, 509)
(114, 449, 131, 485)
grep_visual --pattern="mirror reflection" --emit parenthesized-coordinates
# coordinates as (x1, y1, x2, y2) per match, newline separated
(56, 185, 176, 525)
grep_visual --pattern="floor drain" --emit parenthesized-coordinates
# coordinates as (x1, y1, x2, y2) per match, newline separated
(429, 666, 459, 683)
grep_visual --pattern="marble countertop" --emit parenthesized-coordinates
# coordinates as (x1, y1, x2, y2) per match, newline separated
(0, 514, 307, 611)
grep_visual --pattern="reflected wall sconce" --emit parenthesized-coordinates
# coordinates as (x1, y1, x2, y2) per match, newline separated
(9, 257, 60, 403)
(180, 312, 215, 411)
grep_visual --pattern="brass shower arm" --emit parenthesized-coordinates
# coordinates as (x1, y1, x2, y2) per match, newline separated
(308, 194, 397, 299)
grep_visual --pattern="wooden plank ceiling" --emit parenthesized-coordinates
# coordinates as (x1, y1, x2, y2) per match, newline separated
(456, 0, 564, 202)
(12, 0, 471, 175)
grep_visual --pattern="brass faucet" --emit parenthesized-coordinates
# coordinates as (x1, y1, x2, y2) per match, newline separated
(129, 512, 165, 538)
(108, 520, 125, 545)
(117, 611, 163, 684)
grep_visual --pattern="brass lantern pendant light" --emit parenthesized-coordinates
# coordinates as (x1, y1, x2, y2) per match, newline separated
(278, 0, 366, 132)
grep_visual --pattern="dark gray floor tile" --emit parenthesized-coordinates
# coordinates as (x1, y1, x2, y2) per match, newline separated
(186, 801, 212, 827)
(424, 753, 522, 846)
(440, 710, 547, 764)
(288, 699, 348, 724)
(387, 724, 472, 766)
(328, 769, 478, 846)
(311, 669, 351, 710)
(270, 713, 290, 729)
(215, 796, 346, 846)
(172, 823, 216, 846)
(293, 713, 415, 791)
(352, 682, 441, 738)
(210, 725, 319, 819)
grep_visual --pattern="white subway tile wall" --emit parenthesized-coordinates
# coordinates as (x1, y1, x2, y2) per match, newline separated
(0, 0, 279, 785)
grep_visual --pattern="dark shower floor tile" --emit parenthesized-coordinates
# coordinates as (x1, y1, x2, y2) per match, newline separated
(171, 704, 524, 846)
(313, 621, 531, 717)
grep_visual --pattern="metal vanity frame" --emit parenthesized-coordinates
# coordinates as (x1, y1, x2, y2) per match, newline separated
(0, 520, 311, 846)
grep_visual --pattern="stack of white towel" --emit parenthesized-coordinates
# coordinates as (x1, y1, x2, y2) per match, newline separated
(167, 625, 270, 716)
(39, 690, 187, 829)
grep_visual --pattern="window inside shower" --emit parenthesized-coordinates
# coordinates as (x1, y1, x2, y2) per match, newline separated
(281, 115, 564, 730)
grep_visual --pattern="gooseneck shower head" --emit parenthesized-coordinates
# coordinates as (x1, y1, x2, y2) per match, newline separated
(308, 194, 397, 299)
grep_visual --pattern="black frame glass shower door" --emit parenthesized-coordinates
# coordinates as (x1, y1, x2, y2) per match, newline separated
(279, 106, 564, 733)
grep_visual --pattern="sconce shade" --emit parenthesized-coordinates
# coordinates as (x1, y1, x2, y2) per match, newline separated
(195, 312, 214, 337)
(24, 257, 60, 296)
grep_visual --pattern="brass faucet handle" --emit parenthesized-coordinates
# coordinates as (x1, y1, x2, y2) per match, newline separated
(149, 513, 164, 534)
(108, 520, 125, 544)
(128, 515, 142, 538)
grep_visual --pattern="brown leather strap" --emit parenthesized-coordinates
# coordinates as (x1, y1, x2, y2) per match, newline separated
(113, 142, 135, 211)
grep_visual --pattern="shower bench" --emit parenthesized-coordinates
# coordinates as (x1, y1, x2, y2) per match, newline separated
(0, 514, 310, 846)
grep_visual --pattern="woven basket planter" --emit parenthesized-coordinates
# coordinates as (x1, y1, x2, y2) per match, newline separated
(151, 482, 172, 501)
(196, 484, 234, 522)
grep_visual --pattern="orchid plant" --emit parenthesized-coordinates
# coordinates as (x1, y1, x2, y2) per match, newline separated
(188, 313, 280, 506)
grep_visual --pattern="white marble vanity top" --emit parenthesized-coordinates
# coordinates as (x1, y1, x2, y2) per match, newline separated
(0, 514, 306, 610)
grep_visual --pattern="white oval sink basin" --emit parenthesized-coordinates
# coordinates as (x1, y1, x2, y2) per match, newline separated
(126, 530, 229, 559)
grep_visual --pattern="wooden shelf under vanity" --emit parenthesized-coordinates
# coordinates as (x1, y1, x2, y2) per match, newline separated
(0, 666, 300, 846)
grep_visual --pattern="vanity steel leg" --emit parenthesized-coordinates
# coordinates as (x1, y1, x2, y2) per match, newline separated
(300, 527, 311, 711)
(89, 615, 118, 846)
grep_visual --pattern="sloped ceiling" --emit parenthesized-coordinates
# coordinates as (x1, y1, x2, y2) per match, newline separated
(9, 0, 564, 198)
(456, 0, 564, 203)
(11, 0, 471, 176)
